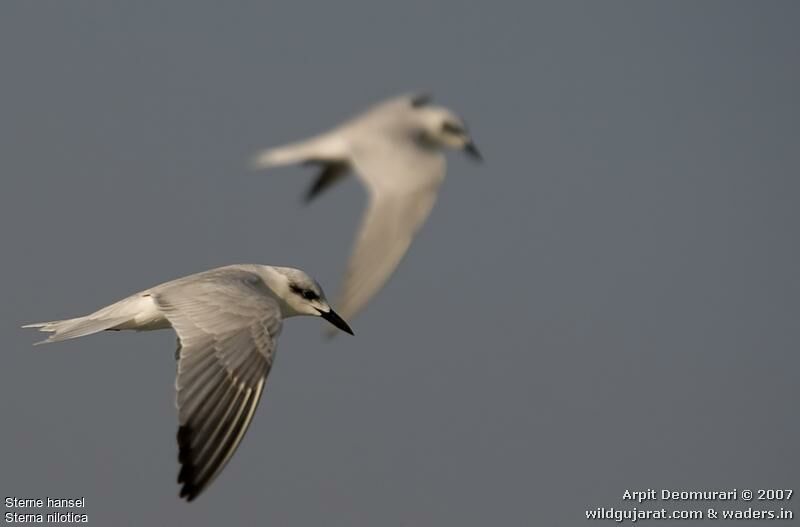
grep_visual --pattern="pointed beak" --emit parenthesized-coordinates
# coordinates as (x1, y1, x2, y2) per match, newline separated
(463, 140, 483, 162)
(319, 308, 354, 335)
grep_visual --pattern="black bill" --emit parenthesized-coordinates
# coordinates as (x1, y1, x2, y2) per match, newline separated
(464, 141, 483, 162)
(319, 308, 354, 335)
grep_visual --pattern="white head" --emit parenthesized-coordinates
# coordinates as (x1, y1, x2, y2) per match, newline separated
(406, 94, 482, 160)
(264, 266, 353, 335)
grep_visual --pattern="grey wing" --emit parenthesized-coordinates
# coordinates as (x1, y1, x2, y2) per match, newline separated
(336, 143, 445, 323)
(153, 270, 283, 501)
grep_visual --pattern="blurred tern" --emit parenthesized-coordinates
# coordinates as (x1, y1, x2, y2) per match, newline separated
(23, 264, 353, 501)
(252, 94, 481, 326)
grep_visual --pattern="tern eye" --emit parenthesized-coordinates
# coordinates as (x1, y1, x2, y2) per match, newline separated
(441, 121, 466, 136)
(302, 290, 319, 301)
(290, 283, 319, 301)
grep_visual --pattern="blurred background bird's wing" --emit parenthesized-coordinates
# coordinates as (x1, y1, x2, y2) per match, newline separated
(333, 141, 445, 325)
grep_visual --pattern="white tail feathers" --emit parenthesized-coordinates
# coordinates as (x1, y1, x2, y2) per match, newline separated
(250, 147, 299, 169)
(22, 294, 158, 345)
(251, 133, 347, 170)
(23, 316, 131, 345)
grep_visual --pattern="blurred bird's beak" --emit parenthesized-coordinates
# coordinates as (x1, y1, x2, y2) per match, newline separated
(319, 308, 354, 335)
(463, 141, 483, 162)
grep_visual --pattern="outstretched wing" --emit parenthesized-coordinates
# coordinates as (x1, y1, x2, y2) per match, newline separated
(153, 268, 283, 501)
(335, 142, 445, 324)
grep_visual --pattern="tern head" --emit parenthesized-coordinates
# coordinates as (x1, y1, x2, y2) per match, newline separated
(265, 267, 354, 335)
(410, 97, 482, 162)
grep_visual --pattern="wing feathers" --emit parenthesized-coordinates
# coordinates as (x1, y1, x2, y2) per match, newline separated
(303, 161, 350, 202)
(335, 181, 442, 323)
(153, 270, 280, 501)
(331, 140, 445, 324)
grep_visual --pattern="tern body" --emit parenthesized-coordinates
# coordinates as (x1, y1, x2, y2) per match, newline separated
(253, 94, 481, 326)
(24, 264, 353, 501)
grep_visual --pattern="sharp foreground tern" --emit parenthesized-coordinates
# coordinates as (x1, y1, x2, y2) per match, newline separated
(252, 94, 481, 327)
(23, 264, 353, 501)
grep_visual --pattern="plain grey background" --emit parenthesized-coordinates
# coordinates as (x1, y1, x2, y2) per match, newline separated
(1, 1, 797, 525)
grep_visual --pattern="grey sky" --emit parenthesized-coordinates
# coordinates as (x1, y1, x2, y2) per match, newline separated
(1, 1, 798, 525)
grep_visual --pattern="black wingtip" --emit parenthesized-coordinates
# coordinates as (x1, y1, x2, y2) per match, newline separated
(179, 487, 198, 502)
(302, 187, 321, 205)
(302, 161, 349, 204)
(178, 469, 202, 501)
(177, 425, 202, 502)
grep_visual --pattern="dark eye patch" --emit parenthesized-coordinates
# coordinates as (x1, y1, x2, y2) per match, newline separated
(441, 121, 466, 136)
(290, 283, 319, 301)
